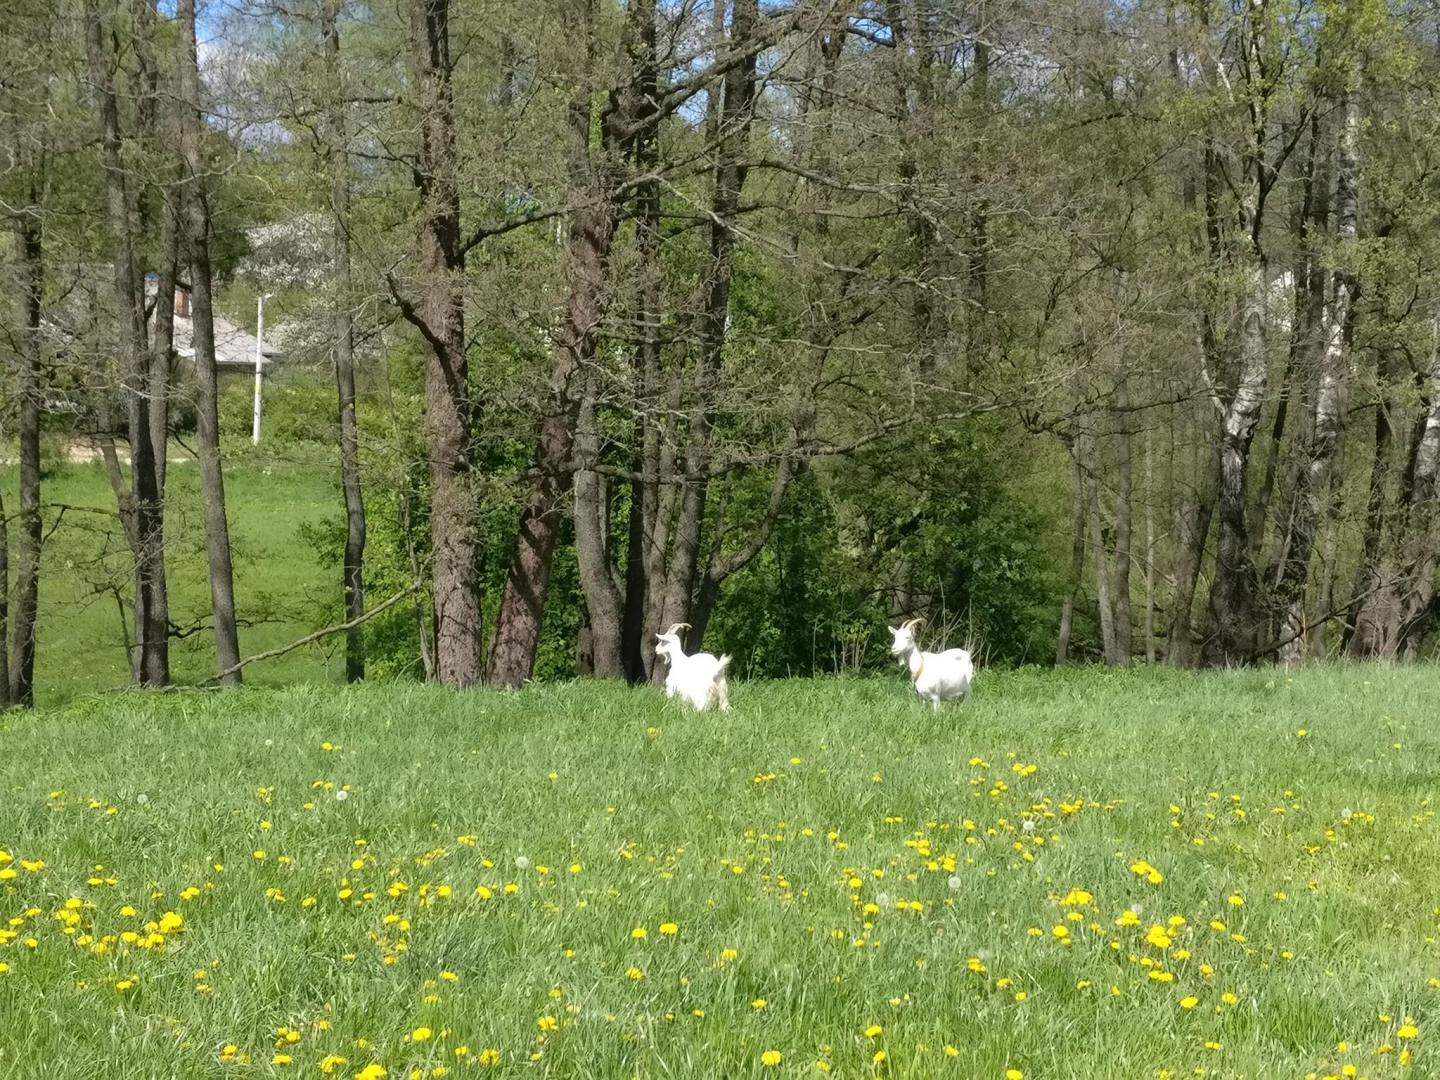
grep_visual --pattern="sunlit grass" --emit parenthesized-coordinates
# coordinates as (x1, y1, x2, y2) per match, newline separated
(1, 665, 1437, 1077)
(1, 448, 337, 706)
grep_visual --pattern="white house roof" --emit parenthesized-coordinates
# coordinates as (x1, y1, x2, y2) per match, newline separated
(172, 311, 280, 370)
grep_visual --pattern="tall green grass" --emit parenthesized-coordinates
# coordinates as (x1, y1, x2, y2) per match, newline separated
(1, 666, 1437, 1077)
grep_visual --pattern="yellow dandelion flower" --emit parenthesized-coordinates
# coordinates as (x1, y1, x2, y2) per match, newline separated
(761, 1050, 783, 1068)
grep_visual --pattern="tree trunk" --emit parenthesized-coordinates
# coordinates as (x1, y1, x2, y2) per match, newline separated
(1109, 380, 1133, 664)
(0, 488, 8, 707)
(1253, 108, 1325, 557)
(1169, 438, 1219, 667)
(88, 0, 170, 686)
(9, 202, 42, 706)
(136, 0, 173, 672)
(1144, 426, 1156, 663)
(1090, 489, 1117, 665)
(1201, 4, 1274, 667)
(638, 371, 685, 681)
(488, 7, 623, 685)
(1342, 381, 1395, 651)
(1203, 249, 1268, 666)
(1348, 321, 1440, 657)
(150, 181, 178, 500)
(1055, 448, 1086, 666)
(407, 0, 483, 685)
(1275, 93, 1357, 665)
(322, 0, 366, 682)
(620, 7, 662, 685)
(177, 0, 242, 684)
(573, 378, 625, 677)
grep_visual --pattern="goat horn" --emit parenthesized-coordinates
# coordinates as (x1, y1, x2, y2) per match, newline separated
(665, 622, 692, 636)
(901, 617, 925, 631)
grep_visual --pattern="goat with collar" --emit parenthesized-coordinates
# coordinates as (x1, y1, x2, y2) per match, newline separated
(889, 617, 974, 708)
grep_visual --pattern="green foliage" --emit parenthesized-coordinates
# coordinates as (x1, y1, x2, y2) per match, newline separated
(718, 418, 1064, 674)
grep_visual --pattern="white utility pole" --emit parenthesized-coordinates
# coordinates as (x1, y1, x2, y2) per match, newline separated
(252, 293, 271, 445)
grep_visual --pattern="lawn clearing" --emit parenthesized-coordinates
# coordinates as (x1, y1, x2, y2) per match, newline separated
(1, 454, 339, 706)
(1, 666, 1438, 1078)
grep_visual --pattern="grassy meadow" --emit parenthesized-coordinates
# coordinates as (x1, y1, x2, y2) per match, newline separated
(1, 449, 337, 705)
(2, 666, 1438, 1079)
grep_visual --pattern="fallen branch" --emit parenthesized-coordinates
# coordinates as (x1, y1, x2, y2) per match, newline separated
(203, 585, 420, 686)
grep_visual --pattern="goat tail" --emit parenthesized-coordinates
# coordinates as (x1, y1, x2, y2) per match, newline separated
(715, 654, 732, 675)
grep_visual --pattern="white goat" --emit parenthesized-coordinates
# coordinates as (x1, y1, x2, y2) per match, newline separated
(653, 622, 732, 711)
(889, 617, 974, 708)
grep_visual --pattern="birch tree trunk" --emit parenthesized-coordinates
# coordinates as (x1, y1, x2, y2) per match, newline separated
(1203, 251, 1268, 665)
(1275, 92, 1357, 663)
